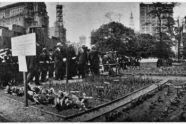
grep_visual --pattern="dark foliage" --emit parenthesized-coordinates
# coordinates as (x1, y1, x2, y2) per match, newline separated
(91, 21, 136, 56)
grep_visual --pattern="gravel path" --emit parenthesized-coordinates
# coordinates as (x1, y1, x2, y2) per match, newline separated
(0, 91, 65, 122)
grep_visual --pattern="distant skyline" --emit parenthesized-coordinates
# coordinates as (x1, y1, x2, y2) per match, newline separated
(1, 2, 186, 45)
(46, 2, 186, 44)
(46, 2, 139, 45)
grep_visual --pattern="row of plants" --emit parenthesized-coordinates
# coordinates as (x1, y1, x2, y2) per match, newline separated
(5, 76, 159, 117)
(106, 79, 186, 122)
(122, 64, 186, 76)
(43, 76, 158, 102)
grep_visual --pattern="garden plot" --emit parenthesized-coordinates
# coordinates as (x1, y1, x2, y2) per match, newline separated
(100, 79, 186, 122)
(123, 62, 186, 76)
(5, 76, 158, 117)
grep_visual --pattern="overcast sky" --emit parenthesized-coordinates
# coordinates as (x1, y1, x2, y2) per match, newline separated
(1, 2, 186, 45)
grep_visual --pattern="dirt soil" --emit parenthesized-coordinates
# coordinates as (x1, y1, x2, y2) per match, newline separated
(0, 90, 66, 122)
(5, 93, 107, 117)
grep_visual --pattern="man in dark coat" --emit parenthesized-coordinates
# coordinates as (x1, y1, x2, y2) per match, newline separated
(2, 49, 13, 86)
(77, 46, 88, 79)
(39, 48, 50, 82)
(67, 45, 77, 79)
(89, 46, 100, 76)
(48, 49, 54, 78)
(157, 58, 163, 68)
(53, 43, 65, 80)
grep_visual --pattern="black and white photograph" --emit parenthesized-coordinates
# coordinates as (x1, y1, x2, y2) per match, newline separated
(0, 0, 186, 122)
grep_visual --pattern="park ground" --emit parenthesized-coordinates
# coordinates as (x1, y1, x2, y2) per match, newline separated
(1, 63, 186, 122)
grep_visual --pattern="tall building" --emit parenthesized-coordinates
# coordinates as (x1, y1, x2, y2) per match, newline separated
(129, 12, 134, 30)
(54, 4, 66, 43)
(0, 2, 49, 48)
(0, 2, 49, 35)
(139, 3, 173, 35)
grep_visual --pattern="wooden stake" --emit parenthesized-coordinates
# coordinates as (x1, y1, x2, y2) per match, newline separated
(23, 72, 28, 107)
(66, 45, 69, 93)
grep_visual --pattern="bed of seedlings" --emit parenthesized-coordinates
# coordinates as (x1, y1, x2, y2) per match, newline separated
(96, 79, 186, 122)
(122, 62, 186, 76)
(4, 76, 158, 117)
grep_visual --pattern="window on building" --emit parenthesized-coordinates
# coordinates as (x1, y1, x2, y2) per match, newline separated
(0, 12, 2, 19)
(15, 8, 17, 15)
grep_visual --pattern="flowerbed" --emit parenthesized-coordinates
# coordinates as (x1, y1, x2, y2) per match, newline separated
(102, 79, 186, 122)
(44, 76, 158, 101)
(5, 76, 158, 117)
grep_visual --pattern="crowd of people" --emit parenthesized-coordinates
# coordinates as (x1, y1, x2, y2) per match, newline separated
(0, 42, 143, 86)
(26, 42, 100, 85)
(0, 43, 100, 86)
(101, 51, 141, 75)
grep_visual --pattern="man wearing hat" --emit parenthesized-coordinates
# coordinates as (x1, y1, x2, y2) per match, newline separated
(67, 44, 77, 79)
(48, 49, 54, 78)
(89, 45, 100, 76)
(77, 45, 88, 79)
(53, 42, 65, 80)
(39, 48, 50, 82)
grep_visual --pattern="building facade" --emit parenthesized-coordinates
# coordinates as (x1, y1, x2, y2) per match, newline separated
(0, 2, 49, 35)
(139, 3, 173, 35)
(0, 2, 49, 48)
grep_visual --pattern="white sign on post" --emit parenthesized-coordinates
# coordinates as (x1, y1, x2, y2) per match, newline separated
(11, 33, 36, 107)
(11, 33, 36, 56)
(18, 56, 27, 72)
(11, 33, 36, 72)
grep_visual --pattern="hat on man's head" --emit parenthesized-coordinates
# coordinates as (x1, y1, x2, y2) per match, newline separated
(56, 42, 62, 46)
(91, 45, 96, 50)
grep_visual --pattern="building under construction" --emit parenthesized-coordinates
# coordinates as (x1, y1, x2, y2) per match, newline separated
(54, 4, 66, 43)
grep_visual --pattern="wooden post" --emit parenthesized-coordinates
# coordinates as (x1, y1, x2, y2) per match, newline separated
(66, 45, 69, 92)
(177, 18, 181, 62)
(176, 88, 179, 97)
(23, 72, 28, 107)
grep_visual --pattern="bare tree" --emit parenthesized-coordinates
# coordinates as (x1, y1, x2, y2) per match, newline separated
(148, 2, 177, 58)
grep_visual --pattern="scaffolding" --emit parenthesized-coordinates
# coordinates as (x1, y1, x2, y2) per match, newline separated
(54, 4, 66, 43)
